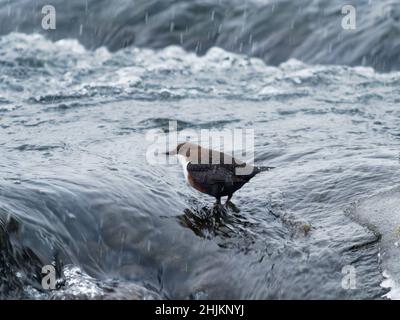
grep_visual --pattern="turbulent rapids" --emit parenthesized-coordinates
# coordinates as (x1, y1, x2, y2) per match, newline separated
(1, 0, 400, 71)
(0, 0, 399, 300)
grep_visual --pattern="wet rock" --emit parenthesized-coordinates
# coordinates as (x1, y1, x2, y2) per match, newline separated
(351, 189, 400, 299)
(0, 214, 43, 298)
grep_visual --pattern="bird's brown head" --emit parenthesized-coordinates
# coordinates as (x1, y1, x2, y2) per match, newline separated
(166, 141, 248, 168)
(166, 142, 196, 156)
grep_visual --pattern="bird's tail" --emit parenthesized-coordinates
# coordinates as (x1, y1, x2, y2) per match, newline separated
(240, 165, 275, 180)
(255, 166, 275, 173)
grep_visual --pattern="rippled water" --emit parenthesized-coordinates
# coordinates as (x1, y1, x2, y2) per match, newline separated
(1, 33, 400, 299)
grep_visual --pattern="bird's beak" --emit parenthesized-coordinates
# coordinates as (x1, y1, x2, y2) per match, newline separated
(165, 148, 177, 156)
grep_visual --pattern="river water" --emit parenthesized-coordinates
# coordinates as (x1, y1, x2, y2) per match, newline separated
(0, 0, 400, 299)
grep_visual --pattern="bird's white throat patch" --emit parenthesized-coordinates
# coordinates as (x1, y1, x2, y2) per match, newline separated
(177, 155, 189, 182)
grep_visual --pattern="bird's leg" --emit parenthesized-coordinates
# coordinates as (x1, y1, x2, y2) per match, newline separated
(214, 197, 221, 207)
(224, 194, 232, 207)
(212, 197, 227, 220)
(213, 197, 223, 212)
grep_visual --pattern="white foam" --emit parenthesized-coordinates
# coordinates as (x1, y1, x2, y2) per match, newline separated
(381, 270, 400, 300)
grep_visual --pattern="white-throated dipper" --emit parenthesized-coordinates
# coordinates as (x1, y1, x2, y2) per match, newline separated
(166, 142, 274, 206)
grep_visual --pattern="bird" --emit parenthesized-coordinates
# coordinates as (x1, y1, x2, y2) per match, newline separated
(166, 142, 274, 207)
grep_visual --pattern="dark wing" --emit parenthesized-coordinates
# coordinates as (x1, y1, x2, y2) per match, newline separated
(186, 163, 251, 186)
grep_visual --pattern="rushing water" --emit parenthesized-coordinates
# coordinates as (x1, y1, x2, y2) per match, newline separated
(1, 0, 400, 72)
(0, 32, 399, 299)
